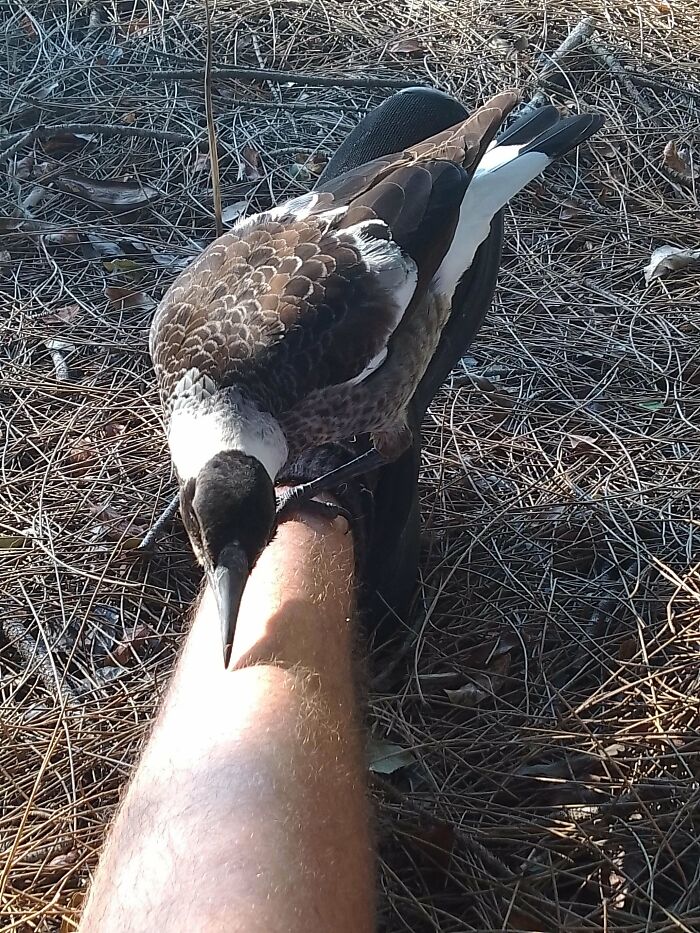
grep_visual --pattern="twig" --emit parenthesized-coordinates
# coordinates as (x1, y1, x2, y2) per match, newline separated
(518, 15, 596, 115)
(590, 38, 655, 116)
(141, 66, 427, 91)
(2, 619, 76, 704)
(203, 0, 223, 238)
(0, 123, 192, 162)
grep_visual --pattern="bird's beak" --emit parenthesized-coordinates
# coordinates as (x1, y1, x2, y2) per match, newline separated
(207, 543, 249, 668)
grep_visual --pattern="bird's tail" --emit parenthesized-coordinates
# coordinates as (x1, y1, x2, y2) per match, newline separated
(434, 105, 604, 296)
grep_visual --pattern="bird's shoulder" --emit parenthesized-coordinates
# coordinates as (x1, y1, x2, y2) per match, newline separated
(150, 207, 409, 407)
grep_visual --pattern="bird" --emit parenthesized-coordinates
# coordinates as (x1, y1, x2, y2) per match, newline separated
(148, 91, 604, 666)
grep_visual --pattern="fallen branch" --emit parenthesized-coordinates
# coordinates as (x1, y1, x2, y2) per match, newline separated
(590, 38, 655, 116)
(0, 122, 192, 162)
(519, 16, 596, 115)
(2, 618, 76, 704)
(142, 66, 427, 91)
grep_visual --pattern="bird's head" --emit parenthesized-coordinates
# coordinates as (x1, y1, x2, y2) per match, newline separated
(179, 450, 277, 666)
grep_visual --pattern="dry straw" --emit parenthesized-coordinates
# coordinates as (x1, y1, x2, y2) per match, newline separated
(1, 0, 700, 929)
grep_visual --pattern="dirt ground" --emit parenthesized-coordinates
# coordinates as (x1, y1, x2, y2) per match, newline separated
(2, 0, 700, 929)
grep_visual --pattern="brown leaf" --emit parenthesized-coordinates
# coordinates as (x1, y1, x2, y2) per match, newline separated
(104, 284, 155, 311)
(102, 422, 128, 438)
(593, 139, 618, 159)
(295, 152, 327, 176)
(14, 153, 35, 180)
(644, 245, 700, 284)
(408, 818, 456, 876)
(389, 37, 427, 54)
(663, 140, 692, 176)
(44, 303, 81, 324)
(240, 145, 261, 181)
(66, 440, 97, 475)
(43, 230, 82, 247)
(122, 111, 137, 125)
(559, 198, 580, 221)
(56, 171, 160, 211)
(122, 18, 150, 36)
(41, 132, 95, 154)
(60, 890, 84, 932)
(567, 433, 599, 456)
(617, 635, 638, 661)
(194, 149, 210, 173)
(20, 15, 37, 37)
(445, 653, 510, 707)
(113, 624, 156, 665)
(90, 505, 149, 539)
(656, 0, 672, 11)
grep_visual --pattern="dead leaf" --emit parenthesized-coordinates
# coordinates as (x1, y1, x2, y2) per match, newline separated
(122, 111, 137, 124)
(222, 200, 249, 225)
(60, 890, 84, 932)
(14, 153, 35, 180)
(56, 171, 160, 211)
(592, 139, 618, 160)
(103, 258, 141, 273)
(20, 15, 37, 37)
(0, 535, 28, 549)
(90, 505, 149, 540)
(44, 338, 75, 382)
(105, 285, 155, 311)
(47, 850, 79, 871)
(40, 132, 95, 154)
(113, 624, 157, 665)
(43, 230, 82, 247)
(406, 819, 456, 878)
(44, 303, 80, 325)
(644, 245, 700, 284)
(102, 422, 128, 438)
(240, 145, 261, 181)
(663, 140, 691, 175)
(445, 653, 510, 707)
(194, 149, 210, 173)
(389, 38, 427, 54)
(567, 433, 599, 456)
(618, 635, 638, 661)
(122, 18, 150, 37)
(367, 737, 415, 774)
(66, 440, 97, 476)
(656, 0, 672, 11)
(559, 198, 580, 221)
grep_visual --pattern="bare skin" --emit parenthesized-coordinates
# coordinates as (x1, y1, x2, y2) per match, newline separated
(78, 504, 375, 933)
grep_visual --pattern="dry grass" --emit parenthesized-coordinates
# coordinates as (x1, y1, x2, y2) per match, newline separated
(2, 0, 700, 929)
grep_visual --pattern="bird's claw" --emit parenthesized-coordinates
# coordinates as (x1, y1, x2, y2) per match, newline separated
(276, 487, 353, 529)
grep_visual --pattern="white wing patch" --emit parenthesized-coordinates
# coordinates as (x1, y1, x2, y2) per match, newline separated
(433, 146, 551, 298)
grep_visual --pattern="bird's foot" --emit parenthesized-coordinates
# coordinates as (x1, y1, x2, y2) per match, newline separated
(276, 487, 353, 528)
(138, 492, 180, 554)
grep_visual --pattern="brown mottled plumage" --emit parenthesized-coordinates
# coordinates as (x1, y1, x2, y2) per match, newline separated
(151, 91, 517, 461)
(147, 90, 603, 665)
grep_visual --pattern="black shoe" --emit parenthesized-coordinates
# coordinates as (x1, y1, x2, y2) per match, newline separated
(288, 87, 506, 645)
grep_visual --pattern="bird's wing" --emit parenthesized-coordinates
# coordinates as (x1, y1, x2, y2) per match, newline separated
(150, 92, 519, 415)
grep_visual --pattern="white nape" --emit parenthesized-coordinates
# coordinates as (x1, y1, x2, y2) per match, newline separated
(168, 382, 288, 483)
